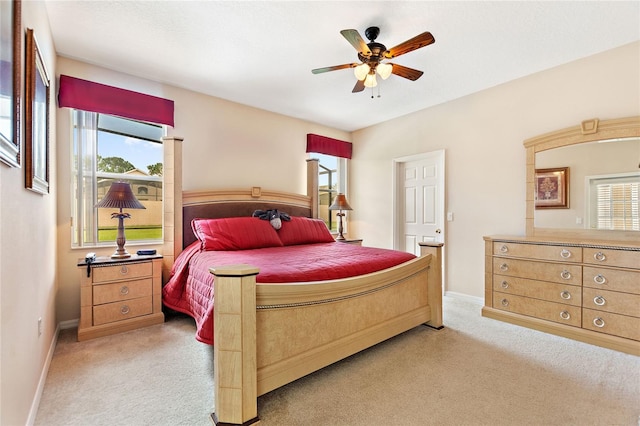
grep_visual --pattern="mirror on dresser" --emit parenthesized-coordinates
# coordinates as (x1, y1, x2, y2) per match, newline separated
(524, 116, 640, 242)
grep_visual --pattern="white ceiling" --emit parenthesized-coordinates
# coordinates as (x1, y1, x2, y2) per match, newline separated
(44, 1, 640, 132)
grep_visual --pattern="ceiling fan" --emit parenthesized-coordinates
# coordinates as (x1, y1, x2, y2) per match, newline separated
(312, 26, 435, 93)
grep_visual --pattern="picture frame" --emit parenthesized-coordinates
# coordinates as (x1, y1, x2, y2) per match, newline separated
(535, 167, 569, 209)
(24, 28, 50, 194)
(0, 0, 22, 167)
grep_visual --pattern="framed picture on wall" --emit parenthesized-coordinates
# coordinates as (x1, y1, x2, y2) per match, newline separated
(535, 167, 569, 209)
(24, 28, 50, 194)
(0, 0, 22, 167)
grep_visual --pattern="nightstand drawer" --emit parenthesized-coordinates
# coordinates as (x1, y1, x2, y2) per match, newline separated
(93, 278, 152, 305)
(92, 262, 153, 283)
(93, 297, 153, 326)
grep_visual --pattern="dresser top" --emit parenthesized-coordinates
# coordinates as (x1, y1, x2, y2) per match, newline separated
(484, 235, 640, 251)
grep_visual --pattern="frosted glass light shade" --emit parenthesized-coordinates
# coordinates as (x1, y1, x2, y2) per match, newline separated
(363, 73, 377, 88)
(354, 63, 370, 80)
(377, 63, 392, 80)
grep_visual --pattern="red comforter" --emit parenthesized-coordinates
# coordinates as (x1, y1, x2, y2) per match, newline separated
(162, 242, 416, 344)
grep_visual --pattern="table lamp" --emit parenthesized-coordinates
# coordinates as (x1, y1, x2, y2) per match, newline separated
(329, 193, 352, 240)
(95, 181, 146, 258)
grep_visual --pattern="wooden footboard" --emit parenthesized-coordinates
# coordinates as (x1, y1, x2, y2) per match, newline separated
(211, 243, 443, 425)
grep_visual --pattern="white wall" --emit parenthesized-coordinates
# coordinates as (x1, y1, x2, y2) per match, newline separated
(349, 42, 640, 299)
(55, 58, 351, 324)
(0, 1, 57, 424)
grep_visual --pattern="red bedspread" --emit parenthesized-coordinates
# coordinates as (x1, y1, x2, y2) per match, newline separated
(162, 242, 416, 344)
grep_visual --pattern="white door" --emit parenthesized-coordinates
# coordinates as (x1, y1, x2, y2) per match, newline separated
(393, 150, 445, 256)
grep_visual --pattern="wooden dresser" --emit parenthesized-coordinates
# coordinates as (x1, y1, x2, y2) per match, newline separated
(77, 254, 164, 341)
(483, 236, 640, 355)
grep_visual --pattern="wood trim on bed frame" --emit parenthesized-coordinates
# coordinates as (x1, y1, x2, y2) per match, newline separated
(211, 243, 443, 425)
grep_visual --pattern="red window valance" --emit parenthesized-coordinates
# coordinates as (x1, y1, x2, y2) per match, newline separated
(306, 134, 352, 159)
(58, 75, 174, 127)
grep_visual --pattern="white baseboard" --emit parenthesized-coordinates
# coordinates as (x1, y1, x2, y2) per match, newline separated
(444, 291, 484, 306)
(26, 324, 60, 426)
(59, 318, 79, 330)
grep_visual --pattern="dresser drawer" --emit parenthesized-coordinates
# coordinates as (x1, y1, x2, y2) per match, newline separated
(493, 292, 581, 327)
(582, 288, 640, 318)
(492, 258, 582, 285)
(93, 278, 152, 305)
(493, 242, 581, 263)
(583, 248, 640, 270)
(494, 275, 581, 306)
(92, 262, 153, 284)
(582, 308, 640, 341)
(93, 297, 153, 326)
(583, 266, 640, 295)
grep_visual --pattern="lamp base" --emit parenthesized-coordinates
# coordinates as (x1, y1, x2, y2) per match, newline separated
(110, 251, 131, 259)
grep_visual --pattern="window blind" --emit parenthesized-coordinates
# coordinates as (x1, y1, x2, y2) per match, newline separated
(596, 182, 639, 230)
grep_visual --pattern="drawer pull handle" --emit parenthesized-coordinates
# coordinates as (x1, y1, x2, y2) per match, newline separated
(560, 249, 572, 259)
(593, 317, 605, 328)
(499, 263, 509, 272)
(120, 286, 129, 296)
(560, 270, 572, 280)
(501, 299, 509, 307)
(593, 274, 606, 285)
(121, 305, 130, 315)
(500, 245, 508, 253)
(593, 252, 606, 262)
(120, 265, 129, 275)
(593, 296, 606, 306)
(501, 281, 509, 289)
(560, 291, 571, 300)
(559, 311, 571, 320)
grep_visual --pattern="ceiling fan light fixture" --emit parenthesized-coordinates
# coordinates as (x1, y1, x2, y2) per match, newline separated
(354, 63, 370, 80)
(364, 73, 377, 88)
(377, 63, 392, 80)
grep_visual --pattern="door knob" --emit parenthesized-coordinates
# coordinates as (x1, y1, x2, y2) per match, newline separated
(435, 229, 442, 234)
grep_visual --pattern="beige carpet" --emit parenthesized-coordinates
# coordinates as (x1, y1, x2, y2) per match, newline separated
(35, 296, 640, 426)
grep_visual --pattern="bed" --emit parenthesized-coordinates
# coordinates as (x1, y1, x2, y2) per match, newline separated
(161, 180, 443, 425)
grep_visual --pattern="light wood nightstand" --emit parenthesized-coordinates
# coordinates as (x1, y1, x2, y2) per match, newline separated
(77, 254, 164, 341)
(336, 238, 363, 246)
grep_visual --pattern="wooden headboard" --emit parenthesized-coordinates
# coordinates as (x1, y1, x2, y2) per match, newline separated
(182, 188, 314, 249)
(161, 155, 320, 283)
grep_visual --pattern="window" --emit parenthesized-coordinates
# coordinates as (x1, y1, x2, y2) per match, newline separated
(72, 110, 164, 247)
(588, 173, 639, 231)
(310, 153, 347, 232)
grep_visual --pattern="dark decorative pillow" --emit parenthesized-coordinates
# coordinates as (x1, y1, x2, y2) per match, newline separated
(277, 216, 336, 246)
(191, 217, 283, 251)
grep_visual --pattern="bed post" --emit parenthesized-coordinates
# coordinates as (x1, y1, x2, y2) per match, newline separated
(306, 158, 319, 218)
(162, 136, 183, 284)
(210, 264, 260, 426)
(419, 242, 444, 329)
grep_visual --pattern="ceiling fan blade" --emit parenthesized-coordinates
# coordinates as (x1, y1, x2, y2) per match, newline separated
(352, 79, 365, 93)
(384, 31, 435, 59)
(390, 63, 424, 81)
(312, 63, 357, 74)
(340, 29, 372, 56)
